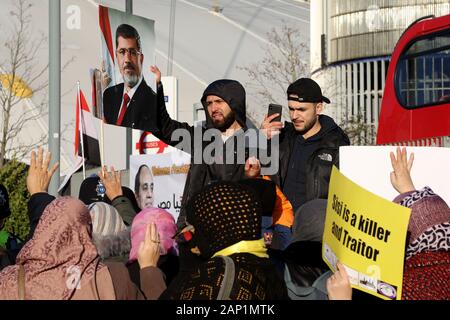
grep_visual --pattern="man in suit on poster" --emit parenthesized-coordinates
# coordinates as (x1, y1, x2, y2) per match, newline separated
(103, 24, 157, 132)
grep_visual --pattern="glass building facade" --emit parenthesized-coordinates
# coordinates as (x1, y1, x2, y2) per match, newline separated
(328, 0, 450, 63)
(311, 0, 450, 144)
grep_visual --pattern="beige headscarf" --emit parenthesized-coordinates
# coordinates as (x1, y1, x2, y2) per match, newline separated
(0, 197, 110, 300)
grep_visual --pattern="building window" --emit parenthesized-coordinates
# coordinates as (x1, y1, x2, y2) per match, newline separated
(395, 31, 450, 109)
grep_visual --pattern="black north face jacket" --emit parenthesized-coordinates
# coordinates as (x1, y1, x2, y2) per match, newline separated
(270, 115, 350, 204)
(153, 79, 251, 228)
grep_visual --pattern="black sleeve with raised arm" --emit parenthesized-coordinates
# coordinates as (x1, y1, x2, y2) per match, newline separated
(153, 83, 195, 150)
(27, 193, 55, 240)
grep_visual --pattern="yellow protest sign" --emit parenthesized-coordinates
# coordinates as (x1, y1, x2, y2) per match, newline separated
(322, 166, 411, 300)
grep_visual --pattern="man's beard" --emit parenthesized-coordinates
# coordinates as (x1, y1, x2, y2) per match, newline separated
(212, 110, 236, 132)
(295, 117, 318, 135)
(123, 73, 139, 88)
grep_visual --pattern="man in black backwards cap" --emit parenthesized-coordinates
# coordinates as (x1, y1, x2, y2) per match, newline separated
(261, 78, 349, 213)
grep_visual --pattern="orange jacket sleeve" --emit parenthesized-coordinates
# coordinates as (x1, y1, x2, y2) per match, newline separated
(262, 176, 294, 228)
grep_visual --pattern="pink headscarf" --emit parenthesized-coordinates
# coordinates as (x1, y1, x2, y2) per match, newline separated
(129, 208, 178, 262)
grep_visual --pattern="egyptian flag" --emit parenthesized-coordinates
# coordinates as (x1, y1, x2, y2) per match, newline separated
(75, 88, 101, 165)
(99, 5, 116, 89)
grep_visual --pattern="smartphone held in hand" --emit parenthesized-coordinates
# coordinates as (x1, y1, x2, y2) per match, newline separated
(268, 104, 282, 122)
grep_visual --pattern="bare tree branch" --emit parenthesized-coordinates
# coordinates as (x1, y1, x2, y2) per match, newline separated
(339, 113, 376, 146)
(0, 0, 50, 168)
(238, 21, 374, 144)
(238, 22, 310, 124)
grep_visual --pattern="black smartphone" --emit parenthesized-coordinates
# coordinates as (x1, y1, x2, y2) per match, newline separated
(268, 104, 282, 122)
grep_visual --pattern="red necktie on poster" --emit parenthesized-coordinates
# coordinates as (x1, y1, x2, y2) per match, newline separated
(116, 93, 130, 126)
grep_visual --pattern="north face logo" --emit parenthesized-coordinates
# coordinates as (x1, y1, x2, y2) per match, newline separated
(318, 153, 332, 162)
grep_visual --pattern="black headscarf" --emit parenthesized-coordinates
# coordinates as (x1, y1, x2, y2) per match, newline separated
(160, 180, 287, 300)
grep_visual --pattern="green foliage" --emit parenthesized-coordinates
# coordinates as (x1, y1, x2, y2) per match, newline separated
(0, 159, 29, 240)
(340, 113, 376, 146)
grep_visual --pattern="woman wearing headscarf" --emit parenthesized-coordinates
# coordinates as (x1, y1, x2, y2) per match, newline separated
(389, 147, 450, 300)
(89, 202, 131, 263)
(0, 196, 166, 300)
(319, 147, 450, 300)
(127, 207, 179, 287)
(1, 148, 58, 270)
(160, 180, 288, 300)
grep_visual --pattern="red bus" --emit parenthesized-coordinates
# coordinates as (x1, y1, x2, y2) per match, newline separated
(376, 14, 450, 147)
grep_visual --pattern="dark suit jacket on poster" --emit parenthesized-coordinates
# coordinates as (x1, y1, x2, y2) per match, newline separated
(103, 79, 157, 132)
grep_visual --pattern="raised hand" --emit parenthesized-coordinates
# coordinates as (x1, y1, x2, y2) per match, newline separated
(150, 65, 161, 84)
(98, 166, 123, 201)
(26, 147, 59, 196)
(390, 147, 415, 194)
(138, 223, 161, 269)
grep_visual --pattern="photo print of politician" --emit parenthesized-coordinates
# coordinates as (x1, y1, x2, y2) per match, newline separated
(130, 151, 191, 223)
(96, 6, 157, 132)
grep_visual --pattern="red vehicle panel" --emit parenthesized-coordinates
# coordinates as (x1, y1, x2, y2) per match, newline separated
(377, 14, 450, 146)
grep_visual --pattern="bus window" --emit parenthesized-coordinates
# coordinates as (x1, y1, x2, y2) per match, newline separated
(395, 32, 450, 109)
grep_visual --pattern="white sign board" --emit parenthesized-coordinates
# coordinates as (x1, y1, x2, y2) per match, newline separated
(130, 149, 190, 222)
(101, 121, 127, 170)
(339, 146, 450, 205)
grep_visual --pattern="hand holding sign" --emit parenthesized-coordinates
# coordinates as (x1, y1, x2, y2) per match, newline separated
(323, 166, 411, 300)
(327, 261, 352, 300)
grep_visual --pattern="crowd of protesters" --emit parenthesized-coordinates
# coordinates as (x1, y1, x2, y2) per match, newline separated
(0, 74, 448, 300)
